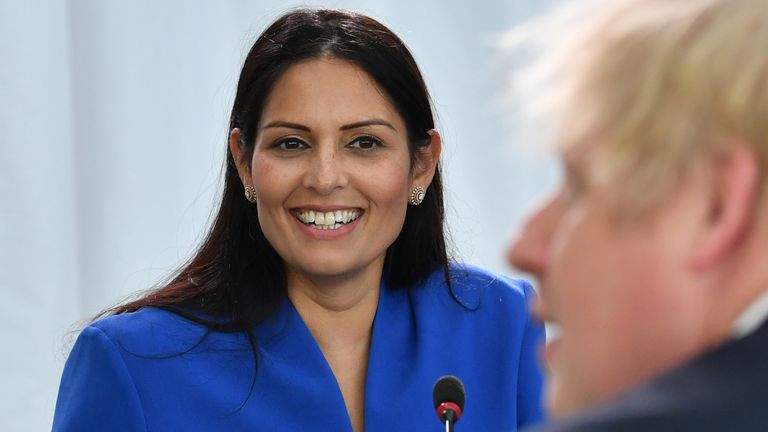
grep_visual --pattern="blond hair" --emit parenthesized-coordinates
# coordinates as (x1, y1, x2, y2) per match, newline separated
(514, 0, 768, 211)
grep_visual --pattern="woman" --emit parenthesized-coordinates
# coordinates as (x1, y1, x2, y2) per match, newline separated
(53, 9, 543, 431)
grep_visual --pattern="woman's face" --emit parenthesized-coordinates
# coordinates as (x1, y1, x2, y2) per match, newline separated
(235, 58, 436, 283)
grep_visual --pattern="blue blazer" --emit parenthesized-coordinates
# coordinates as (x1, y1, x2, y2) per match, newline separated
(54, 264, 544, 431)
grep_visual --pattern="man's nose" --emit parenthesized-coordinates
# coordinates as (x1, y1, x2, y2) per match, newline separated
(507, 195, 560, 276)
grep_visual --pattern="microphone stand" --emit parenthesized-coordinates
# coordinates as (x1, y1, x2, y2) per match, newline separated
(440, 407, 458, 432)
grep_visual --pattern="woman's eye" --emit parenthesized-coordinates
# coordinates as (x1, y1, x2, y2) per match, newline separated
(274, 138, 308, 151)
(348, 136, 382, 150)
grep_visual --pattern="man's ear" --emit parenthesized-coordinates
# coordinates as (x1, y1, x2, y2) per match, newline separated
(411, 129, 442, 188)
(229, 128, 251, 185)
(692, 142, 760, 271)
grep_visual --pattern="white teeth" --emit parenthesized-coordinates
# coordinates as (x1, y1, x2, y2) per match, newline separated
(295, 209, 361, 229)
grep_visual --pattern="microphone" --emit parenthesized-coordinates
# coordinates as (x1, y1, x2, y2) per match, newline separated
(432, 375, 465, 432)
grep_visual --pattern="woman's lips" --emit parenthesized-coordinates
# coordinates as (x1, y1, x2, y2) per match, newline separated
(292, 209, 362, 240)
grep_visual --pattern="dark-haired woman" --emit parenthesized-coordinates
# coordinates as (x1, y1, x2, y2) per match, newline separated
(53, 9, 543, 431)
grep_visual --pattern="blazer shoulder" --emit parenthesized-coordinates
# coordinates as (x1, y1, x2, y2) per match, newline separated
(422, 262, 534, 312)
(88, 307, 210, 355)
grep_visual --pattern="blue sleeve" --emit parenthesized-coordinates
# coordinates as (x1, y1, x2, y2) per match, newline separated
(53, 325, 147, 432)
(517, 282, 546, 427)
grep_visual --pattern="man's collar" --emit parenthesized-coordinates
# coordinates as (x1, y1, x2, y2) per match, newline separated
(730, 288, 768, 339)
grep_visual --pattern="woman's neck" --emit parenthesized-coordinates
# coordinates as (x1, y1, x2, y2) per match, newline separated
(285, 265, 381, 351)
(285, 265, 381, 432)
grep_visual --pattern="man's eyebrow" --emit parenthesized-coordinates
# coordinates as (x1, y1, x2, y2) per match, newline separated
(340, 119, 397, 132)
(262, 121, 310, 131)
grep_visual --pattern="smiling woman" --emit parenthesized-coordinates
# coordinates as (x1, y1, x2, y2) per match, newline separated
(238, 58, 424, 287)
(52, 9, 544, 431)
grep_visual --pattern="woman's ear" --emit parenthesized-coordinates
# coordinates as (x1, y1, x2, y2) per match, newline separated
(229, 128, 251, 185)
(691, 142, 760, 271)
(411, 129, 442, 188)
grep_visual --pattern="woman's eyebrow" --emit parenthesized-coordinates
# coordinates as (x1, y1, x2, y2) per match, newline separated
(262, 120, 310, 131)
(261, 118, 397, 132)
(340, 118, 396, 131)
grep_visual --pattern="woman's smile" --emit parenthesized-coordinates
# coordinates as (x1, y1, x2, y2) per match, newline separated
(290, 207, 364, 240)
(293, 208, 363, 230)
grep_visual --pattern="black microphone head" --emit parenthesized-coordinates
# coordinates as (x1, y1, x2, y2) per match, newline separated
(432, 375, 466, 411)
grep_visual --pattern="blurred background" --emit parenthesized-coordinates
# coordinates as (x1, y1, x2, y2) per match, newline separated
(0, 0, 560, 429)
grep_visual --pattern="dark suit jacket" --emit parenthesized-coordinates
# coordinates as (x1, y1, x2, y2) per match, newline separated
(528, 318, 768, 432)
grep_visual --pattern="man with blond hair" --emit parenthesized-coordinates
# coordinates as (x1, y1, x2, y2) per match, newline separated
(508, 0, 768, 430)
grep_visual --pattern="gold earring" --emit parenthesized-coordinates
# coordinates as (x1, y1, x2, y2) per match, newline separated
(244, 185, 257, 203)
(409, 186, 426, 206)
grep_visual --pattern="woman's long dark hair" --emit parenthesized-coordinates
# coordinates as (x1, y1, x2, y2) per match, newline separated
(106, 9, 450, 333)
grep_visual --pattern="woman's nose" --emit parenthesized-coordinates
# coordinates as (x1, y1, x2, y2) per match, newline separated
(302, 146, 349, 195)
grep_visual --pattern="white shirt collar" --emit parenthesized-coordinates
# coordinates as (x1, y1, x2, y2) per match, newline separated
(730, 289, 768, 339)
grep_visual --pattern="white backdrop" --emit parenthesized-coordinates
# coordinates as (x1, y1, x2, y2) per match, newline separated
(0, 0, 560, 429)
